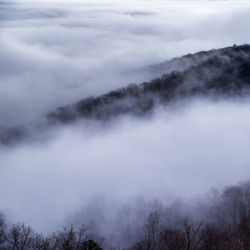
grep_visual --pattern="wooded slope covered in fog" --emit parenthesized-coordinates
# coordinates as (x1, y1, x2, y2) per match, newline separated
(2, 44, 250, 145)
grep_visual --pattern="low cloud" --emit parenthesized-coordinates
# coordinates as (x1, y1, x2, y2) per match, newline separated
(1, 99, 250, 233)
(1, 0, 250, 241)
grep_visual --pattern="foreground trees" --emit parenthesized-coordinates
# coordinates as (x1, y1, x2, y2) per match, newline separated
(130, 217, 250, 250)
(0, 220, 102, 250)
(1, 181, 250, 249)
(129, 181, 250, 250)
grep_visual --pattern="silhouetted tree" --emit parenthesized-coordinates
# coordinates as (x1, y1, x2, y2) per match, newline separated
(81, 239, 102, 250)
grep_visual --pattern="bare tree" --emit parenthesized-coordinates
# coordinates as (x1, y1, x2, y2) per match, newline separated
(0, 213, 6, 246)
(160, 229, 186, 250)
(183, 218, 202, 250)
(6, 223, 33, 250)
(200, 223, 220, 250)
(51, 224, 88, 250)
(143, 209, 161, 250)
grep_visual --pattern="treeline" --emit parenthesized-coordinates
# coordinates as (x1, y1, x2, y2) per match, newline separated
(1, 181, 250, 249)
(130, 215, 250, 250)
(0, 218, 102, 250)
(129, 182, 250, 250)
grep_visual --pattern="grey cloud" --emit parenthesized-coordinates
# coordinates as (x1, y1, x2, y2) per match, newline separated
(1, 99, 250, 234)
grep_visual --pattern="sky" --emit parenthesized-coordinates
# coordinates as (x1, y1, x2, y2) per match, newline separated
(1, 0, 250, 238)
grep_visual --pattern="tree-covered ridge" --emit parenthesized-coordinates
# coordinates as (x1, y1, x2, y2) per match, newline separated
(46, 44, 250, 124)
(1, 44, 250, 145)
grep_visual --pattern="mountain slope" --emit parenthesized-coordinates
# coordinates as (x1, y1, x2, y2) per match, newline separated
(47, 44, 250, 123)
(1, 44, 250, 145)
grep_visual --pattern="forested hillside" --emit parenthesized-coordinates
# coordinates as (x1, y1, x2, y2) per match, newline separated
(47, 45, 250, 123)
(1, 44, 250, 145)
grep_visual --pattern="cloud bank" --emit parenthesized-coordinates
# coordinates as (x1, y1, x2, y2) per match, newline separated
(1, 0, 250, 126)
(1, 99, 250, 234)
(1, 0, 250, 242)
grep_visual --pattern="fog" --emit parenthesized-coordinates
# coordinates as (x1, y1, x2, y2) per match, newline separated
(1, 0, 250, 126)
(1, 99, 250, 233)
(1, 0, 250, 246)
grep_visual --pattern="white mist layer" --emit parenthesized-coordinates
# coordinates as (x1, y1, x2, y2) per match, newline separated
(0, 99, 250, 233)
(1, 0, 250, 126)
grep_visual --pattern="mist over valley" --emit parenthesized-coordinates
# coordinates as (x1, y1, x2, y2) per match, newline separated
(1, 1, 250, 249)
